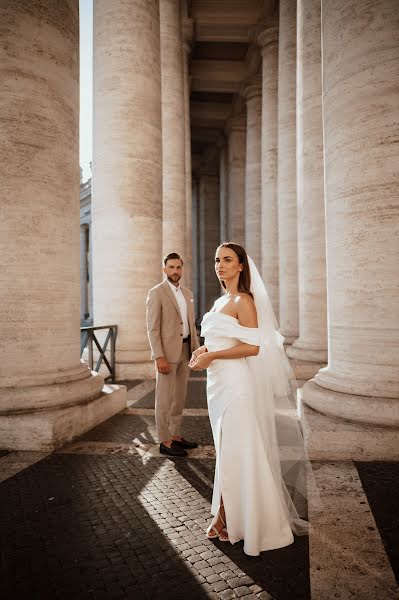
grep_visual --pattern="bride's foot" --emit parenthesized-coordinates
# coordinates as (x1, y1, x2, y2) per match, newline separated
(206, 509, 229, 542)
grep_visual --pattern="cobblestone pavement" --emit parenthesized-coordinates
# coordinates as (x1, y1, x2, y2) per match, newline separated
(0, 378, 398, 600)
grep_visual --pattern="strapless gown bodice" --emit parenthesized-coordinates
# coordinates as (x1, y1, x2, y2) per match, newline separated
(201, 310, 261, 351)
(201, 310, 261, 386)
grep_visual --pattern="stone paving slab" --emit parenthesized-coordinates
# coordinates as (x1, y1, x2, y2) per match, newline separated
(58, 440, 217, 459)
(0, 451, 51, 483)
(124, 407, 209, 417)
(117, 379, 145, 391)
(133, 380, 208, 409)
(188, 370, 207, 379)
(308, 461, 399, 600)
(78, 414, 214, 447)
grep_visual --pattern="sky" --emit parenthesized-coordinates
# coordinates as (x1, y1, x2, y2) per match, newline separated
(79, 0, 93, 183)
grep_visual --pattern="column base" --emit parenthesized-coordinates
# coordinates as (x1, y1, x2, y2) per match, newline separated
(287, 342, 327, 380)
(286, 339, 327, 382)
(0, 384, 127, 451)
(288, 357, 327, 381)
(283, 335, 297, 346)
(299, 392, 399, 460)
(301, 379, 399, 427)
(286, 342, 327, 363)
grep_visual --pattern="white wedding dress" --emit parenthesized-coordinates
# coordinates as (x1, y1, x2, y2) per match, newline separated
(201, 300, 295, 556)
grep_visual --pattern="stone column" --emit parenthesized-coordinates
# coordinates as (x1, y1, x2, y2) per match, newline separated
(258, 24, 280, 319)
(219, 145, 229, 243)
(80, 226, 89, 321)
(182, 15, 193, 288)
(278, 0, 298, 344)
(0, 0, 124, 451)
(225, 114, 246, 246)
(160, 0, 186, 259)
(302, 0, 399, 426)
(242, 76, 262, 267)
(88, 223, 93, 321)
(93, 0, 163, 379)
(286, 0, 327, 380)
(191, 176, 200, 321)
(199, 174, 221, 315)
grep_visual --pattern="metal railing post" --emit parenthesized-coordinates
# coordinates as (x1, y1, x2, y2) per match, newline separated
(110, 326, 117, 382)
(88, 329, 93, 371)
(80, 324, 118, 383)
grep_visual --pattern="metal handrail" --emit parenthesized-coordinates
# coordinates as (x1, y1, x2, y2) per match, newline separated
(80, 324, 118, 382)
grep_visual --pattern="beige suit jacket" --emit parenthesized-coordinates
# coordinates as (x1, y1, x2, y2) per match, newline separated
(146, 280, 200, 363)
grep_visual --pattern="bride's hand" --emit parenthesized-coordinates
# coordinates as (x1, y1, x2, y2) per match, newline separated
(189, 345, 207, 367)
(189, 351, 213, 371)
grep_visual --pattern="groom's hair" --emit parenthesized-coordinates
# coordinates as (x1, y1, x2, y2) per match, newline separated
(217, 242, 253, 298)
(163, 252, 183, 266)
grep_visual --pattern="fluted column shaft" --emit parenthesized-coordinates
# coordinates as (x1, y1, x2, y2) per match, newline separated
(286, 0, 327, 376)
(278, 0, 298, 343)
(160, 0, 186, 258)
(93, 0, 162, 378)
(243, 78, 262, 267)
(0, 0, 103, 447)
(225, 115, 246, 246)
(199, 174, 221, 315)
(258, 25, 279, 319)
(192, 176, 200, 321)
(182, 16, 193, 287)
(88, 224, 93, 320)
(80, 226, 89, 320)
(219, 145, 228, 243)
(302, 0, 399, 426)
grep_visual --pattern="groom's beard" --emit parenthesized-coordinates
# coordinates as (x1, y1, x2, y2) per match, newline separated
(167, 274, 181, 284)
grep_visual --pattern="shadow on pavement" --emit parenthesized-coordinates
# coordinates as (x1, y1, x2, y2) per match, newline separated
(0, 452, 209, 599)
(173, 458, 311, 600)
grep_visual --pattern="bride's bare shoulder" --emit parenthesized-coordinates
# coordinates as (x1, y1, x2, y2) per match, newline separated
(235, 292, 255, 306)
(235, 293, 257, 325)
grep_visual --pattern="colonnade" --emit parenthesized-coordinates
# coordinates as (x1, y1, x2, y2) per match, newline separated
(1, 0, 398, 451)
(300, 0, 399, 426)
(190, 0, 398, 429)
(217, 0, 399, 427)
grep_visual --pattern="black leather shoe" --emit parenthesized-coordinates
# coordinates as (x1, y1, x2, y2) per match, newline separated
(172, 438, 198, 450)
(159, 442, 188, 457)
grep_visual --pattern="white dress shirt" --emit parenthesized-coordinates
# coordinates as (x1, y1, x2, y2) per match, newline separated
(166, 279, 190, 338)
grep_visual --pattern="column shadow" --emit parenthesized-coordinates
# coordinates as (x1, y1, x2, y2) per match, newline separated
(0, 451, 209, 599)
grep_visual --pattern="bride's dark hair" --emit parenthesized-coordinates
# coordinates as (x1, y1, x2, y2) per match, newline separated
(217, 242, 253, 298)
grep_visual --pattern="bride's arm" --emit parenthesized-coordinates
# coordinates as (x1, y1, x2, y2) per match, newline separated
(206, 341, 259, 362)
(190, 342, 259, 369)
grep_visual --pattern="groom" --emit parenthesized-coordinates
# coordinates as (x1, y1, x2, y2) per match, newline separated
(146, 252, 200, 457)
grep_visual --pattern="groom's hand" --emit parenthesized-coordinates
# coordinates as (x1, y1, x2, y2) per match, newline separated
(156, 357, 171, 374)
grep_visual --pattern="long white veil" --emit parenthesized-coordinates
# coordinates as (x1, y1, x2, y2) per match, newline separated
(246, 256, 317, 535)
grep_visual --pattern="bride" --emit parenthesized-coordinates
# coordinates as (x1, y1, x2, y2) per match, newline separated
(189, 242, 310, 556)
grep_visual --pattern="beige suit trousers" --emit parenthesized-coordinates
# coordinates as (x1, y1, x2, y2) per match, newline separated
(155, 342, 190, 443)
